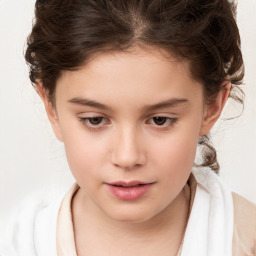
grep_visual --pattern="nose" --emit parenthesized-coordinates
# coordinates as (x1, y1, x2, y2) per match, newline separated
(110, 126, 146, 170)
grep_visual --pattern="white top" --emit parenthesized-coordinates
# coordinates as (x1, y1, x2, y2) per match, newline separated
(1, 168, 234, 256)
(56, 168, 234, 256)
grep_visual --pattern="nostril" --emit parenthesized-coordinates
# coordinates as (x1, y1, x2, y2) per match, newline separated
(110, 135, 146, 168)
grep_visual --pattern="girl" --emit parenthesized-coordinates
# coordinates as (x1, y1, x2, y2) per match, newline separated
(2, 0, 256, 255)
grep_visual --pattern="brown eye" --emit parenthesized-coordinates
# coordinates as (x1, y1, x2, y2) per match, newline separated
(152, 117, 167, 126)
(89, 117, 103, 125)
(79, 116, 108, 129)
(147, 116, 178, 128)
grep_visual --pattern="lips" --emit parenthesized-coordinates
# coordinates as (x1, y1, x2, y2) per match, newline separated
(109, 181, 150, 187)
(106, 181, 154, 200)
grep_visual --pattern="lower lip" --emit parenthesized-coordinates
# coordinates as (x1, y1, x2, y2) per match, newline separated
(106, 184, 153, 201)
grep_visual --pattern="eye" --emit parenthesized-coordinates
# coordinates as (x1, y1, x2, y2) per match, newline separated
(147, 116, 177, 127)
(79, 116, 109, 130)
(87, 117, 105, 125)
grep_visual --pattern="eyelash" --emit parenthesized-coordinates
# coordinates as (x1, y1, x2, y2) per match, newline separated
(79, 116, 178, 131)
(146, 116, 178, 128)
(79, 117, 109, 131)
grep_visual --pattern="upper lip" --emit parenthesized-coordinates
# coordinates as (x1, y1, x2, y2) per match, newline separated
(107, 181, 153, 187)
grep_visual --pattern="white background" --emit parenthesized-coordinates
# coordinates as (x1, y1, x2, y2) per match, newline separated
(0, 0, 256, 238)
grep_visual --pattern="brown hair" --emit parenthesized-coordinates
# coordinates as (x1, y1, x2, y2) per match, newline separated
(25, 0, 244, 173)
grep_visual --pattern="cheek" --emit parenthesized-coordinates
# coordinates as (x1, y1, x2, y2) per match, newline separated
(147, 130, 198, 203)
(59, 122, 109, 180)
(149, 127, 199, 175)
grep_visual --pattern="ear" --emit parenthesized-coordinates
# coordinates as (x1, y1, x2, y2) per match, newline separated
(199, 82, 231, 136)
(36, 83, 64, 142)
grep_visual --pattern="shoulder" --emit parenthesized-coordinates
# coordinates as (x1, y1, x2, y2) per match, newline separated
(0, 187, 66, 255)
(0, 191, 47, 255)
(232, 192, 256, 255)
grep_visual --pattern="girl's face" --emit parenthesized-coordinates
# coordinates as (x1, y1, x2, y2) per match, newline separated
(40, 46, 225, 223)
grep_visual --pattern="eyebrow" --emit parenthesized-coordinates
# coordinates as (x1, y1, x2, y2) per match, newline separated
(68, 97, 189, 111)
(68, 97, 112, 110)
(142, 98, 189, 112)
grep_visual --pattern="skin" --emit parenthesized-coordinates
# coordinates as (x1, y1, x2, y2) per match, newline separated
(37, 45, 230, 255)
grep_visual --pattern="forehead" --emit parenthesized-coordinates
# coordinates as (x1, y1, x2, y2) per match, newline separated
(55, 46, 203, 108)
(77, 45, 192, 82)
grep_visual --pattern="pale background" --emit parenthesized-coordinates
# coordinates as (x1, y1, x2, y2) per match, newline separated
(0, 0, 255, 239)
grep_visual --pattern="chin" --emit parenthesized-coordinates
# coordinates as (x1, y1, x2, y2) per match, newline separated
(104, 205, 160, 224)
(111, 214, 153, 224)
